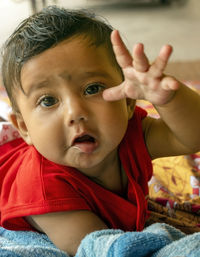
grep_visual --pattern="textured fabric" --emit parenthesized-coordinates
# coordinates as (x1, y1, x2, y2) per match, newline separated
(76, 222, 200, 257)
(0, 122, 20, 145)
(1, 223, 200, 257)
(76, 224, 173, 257)
(0, 226, 67, 257)
(0, 107, 152, 232)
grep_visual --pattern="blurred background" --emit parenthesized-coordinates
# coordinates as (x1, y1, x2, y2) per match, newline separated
(0, 0, 200, 80)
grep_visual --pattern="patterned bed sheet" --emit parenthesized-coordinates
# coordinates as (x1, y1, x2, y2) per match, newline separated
(1, 82, 200, 233)
(137, 81, 200, 233)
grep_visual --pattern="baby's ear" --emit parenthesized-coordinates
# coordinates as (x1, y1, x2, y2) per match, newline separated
(9, 112, 32, 145)
(126, 98, 136, 120)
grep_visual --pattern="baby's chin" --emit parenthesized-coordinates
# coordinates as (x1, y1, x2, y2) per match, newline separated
(45, 151, 100, 171)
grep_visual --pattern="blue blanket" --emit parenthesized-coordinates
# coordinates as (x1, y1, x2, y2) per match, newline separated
(0, 226, 67, 257)
(1, 223, 200, 257)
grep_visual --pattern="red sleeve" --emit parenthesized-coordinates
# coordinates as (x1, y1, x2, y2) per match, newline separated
(0, 139, 91, 231)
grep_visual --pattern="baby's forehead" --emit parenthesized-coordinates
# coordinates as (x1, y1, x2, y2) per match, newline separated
(20, 40, 116, 83)
(21, 34, 113, 70)
(60, 33, 111, 51)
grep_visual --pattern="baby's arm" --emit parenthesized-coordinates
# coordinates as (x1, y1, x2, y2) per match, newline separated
(103, 30, 200, 159)
(26, 211, 108, 256)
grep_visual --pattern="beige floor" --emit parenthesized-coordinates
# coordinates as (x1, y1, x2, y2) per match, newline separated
(0, 0, 200, 80)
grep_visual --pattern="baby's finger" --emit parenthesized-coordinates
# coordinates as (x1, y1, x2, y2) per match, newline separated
(111, 30, 133, 69)
(161, 76, 180, 91)
(102, 83, 126, 101)
(132, 43, 149, 72)
(149, 45, 173, 78)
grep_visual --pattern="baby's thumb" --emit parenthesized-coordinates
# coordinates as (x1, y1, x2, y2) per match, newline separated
(103, 84, 125, 101)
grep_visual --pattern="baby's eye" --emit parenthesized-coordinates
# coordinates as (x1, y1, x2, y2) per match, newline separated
(84, 83, 105, 96)
(38, 96, 58, 107)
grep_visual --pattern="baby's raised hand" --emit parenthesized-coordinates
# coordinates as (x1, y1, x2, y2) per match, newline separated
(103, 30, 180, 106)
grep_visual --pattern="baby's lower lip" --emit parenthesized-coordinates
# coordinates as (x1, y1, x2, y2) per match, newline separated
(73, 141, 98, 153)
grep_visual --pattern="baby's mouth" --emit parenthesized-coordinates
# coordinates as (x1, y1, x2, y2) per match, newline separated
(72, 134, 98, 153)
(74, 134, 95, 143)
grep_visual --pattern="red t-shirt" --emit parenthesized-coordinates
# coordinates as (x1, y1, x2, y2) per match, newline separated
(0, 107, 152, 232)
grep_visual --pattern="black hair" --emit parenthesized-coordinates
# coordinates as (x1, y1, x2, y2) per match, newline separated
(1, 5, 122, 110)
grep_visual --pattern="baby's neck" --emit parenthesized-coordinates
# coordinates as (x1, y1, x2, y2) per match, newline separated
(93, 165, 127, 196)
(83, 151, 128, 196)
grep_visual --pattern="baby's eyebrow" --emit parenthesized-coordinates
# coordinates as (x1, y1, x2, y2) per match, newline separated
(83, 71, 112, 79)
(24, 71, 112, 96)
(59, 70, 112, 80)
(24, 80, 49, 96)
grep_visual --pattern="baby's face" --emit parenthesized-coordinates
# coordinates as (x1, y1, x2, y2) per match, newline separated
(13, 36, 132, 175)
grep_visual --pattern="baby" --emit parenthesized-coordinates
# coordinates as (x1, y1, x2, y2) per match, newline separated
(0, 5, 200, 256)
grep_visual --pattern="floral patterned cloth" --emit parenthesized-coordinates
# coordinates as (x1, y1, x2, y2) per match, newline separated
(137, 81, 200, 234)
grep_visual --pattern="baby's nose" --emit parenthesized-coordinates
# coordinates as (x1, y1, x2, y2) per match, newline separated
(65, 95, 88, 126)
(69, 116, 86, 125)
